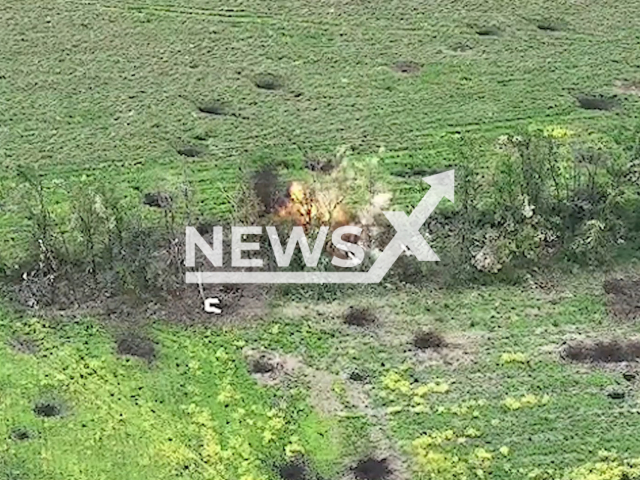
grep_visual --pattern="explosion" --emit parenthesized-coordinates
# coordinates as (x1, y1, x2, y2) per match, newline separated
(276, 181, 350, 231)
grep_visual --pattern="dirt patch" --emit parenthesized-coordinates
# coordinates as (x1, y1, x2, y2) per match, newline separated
(409, 333, 478, 367)
(249, 354, 278, 374)
(344, 307, 377, 327)
(614, 80, 640, 96)
(575, 94, 619, 111)
(142, 192, 172, 209)
(33, 401, 63, 418)
(7, 336, 38, 355)
(254, 73, 283, 91)
(177, 145, 205, 158)
(198, 101, 228, 115)
(10, 427, 33, 441)
(475, 26, 501, 36)
(116, 334, 156, 362)
(243, 349, 301, 386)
(413, 330, 446, 350)
(352, 458, 392, 480)
(604, 278, 640, 320)
(392, 61, 421, 74)
(560, 339, 640, 363)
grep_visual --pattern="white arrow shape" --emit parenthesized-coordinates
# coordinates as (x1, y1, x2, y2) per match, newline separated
(185, 170, 454, 284)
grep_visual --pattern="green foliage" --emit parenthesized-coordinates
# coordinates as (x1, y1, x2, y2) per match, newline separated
(427, 131, 640, 282)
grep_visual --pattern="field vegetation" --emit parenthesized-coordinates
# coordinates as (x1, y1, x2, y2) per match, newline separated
(1, 0, 640, 479)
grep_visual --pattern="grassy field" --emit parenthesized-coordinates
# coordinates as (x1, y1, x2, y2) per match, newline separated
(1, 0, 640, 479)
(3, 275, 640, 479)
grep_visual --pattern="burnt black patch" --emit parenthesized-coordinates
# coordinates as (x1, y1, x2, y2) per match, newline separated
(33, 401, 62, 418)
(352, 457, 392, 480)
(142, 192, 172, 209)
(116, 334, 156, 362)
(254, 73, 283, 91)
(177, 145, 205, 158)
(413, 330, 447, 350)
(561, 340, 640, 363)
(576, 94, 619, 111)
(344, 307, 377, 327)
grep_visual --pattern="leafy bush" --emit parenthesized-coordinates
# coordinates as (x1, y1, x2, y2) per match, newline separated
(426, 130, 640, 282)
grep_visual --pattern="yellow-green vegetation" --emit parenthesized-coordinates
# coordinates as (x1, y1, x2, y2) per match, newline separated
(2, 274, 640, 479)
(0, 314, 344, 479)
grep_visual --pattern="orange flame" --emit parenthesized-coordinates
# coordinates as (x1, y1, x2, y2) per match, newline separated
(276, 181, 349, 230)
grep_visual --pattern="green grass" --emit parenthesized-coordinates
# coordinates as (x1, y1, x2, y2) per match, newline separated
(1, 0, 640, 478)
(1, 0, 640, 249)
(2, 274, 640, 479)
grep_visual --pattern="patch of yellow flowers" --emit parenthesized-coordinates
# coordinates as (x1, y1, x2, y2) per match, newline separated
(502, 393, 550, 411)
(412, 429, 510, 479)
(499, 352, 529, 365)
(380, 369, 450, 414)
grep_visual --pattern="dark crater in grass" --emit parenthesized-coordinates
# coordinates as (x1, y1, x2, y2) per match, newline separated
(413, 330, 447, 350)
(250, 356, 276, 374)
(352, 457, 392, 480)
(116, 334, 156, 362)
(561, 340, 640, 363)
(177, 145, 205, 158)
(348, 370, 368, 382)
(33, 401, 63, 418)
(475, 26, 501, 36)
(344, 307, 377, 327)
(10, 427, 33, 441)
(197, 101, 228, 116)
(278, 459, 311, 480)
(575, 94, 619, 111)
(607, 390, 626, 400)
(392, 60, 421, 74)
(536, 20, 563, 32)
(254, 73, 284, 91)
(142, 192, 173, 209)
(604, 278, 640, 320)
